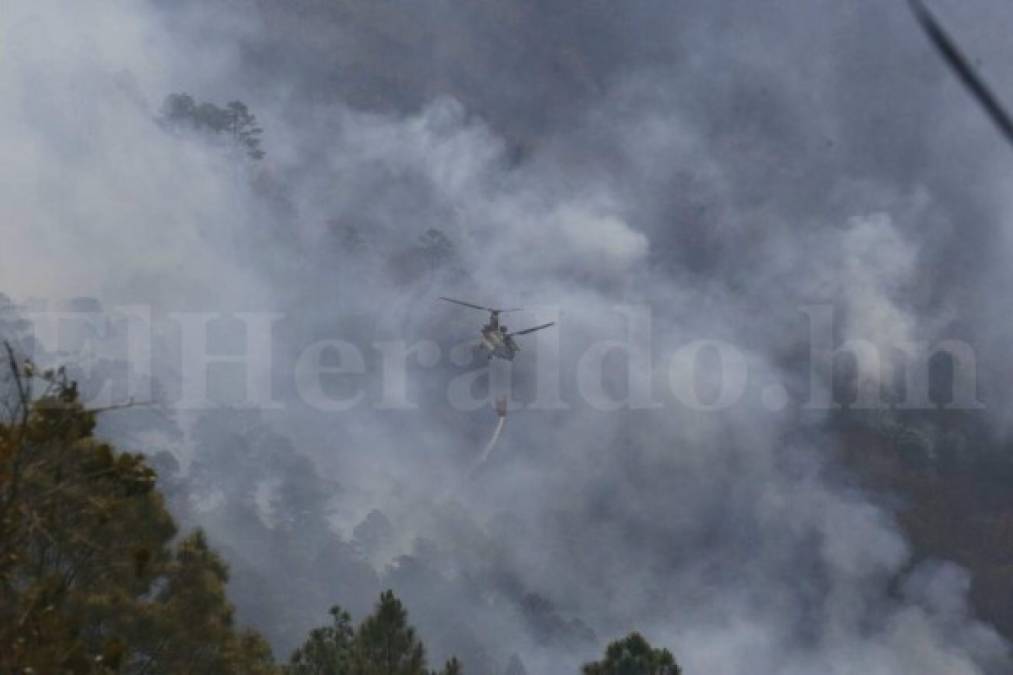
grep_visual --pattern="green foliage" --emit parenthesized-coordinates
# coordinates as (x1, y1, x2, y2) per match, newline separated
(162, 93, 266, 160)
(0, 344, 687, 675)
(581, 632, 681, 675)
(287, 590, 461, 675)
(288, 606, 355, 675)
(0, 345, 277, 674)
(351, 590, 427, 675)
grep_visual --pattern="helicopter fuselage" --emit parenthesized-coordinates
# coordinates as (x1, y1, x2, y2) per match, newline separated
(480, 324, 518, 361)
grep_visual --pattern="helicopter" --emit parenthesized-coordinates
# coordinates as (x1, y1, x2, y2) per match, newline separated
(439, 297, 555, 361)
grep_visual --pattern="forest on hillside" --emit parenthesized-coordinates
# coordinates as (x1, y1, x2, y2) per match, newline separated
(0, 342, 681, 674)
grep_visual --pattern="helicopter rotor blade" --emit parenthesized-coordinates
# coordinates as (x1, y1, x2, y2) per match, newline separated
(509, 322, 555, 337)
(440, 297, 494, 312)
(909, 0, 1013, 146)
(439, 297, 523, 314)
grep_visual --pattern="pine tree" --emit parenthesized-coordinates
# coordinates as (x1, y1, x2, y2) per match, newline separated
(0, 343, 277, 674)
(288, 590, 465, 675)
(416, 229, 456, 272)
(436, 656, 463, 675)
(224, 100, 266, 160)
(581, 632, 681, 675)
(351, 590, 428, 675)
(161, 93, 265, 160)
(287, 606, 355, 675)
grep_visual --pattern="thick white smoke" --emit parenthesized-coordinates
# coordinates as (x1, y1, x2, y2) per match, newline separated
(3, 1, 1013, 673)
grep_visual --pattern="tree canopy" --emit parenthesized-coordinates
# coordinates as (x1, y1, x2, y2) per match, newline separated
(161, 93, 266, 160)
(582, 632, 682, 675)
(287, 590, 462, 675)
(0, 342, 685, 674)
(0, 343, 276, 674)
